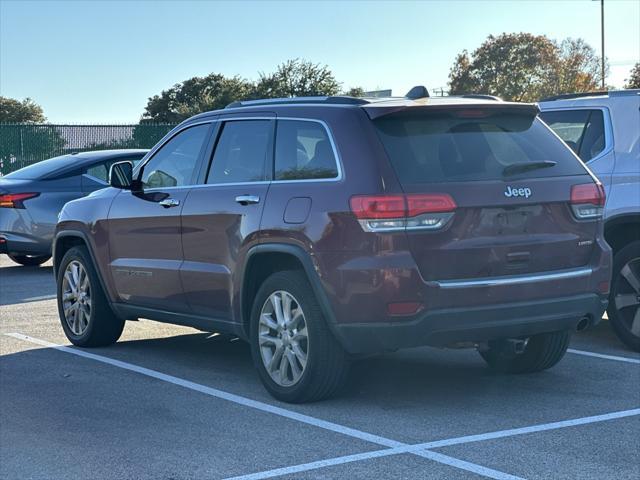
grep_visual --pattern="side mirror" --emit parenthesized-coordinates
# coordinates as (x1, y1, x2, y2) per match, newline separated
(109, 161, 134, 189)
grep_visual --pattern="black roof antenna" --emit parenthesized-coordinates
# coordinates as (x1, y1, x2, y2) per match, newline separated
(405, 85, 429, 100)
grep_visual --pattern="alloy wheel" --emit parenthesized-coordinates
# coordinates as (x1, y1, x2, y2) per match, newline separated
(258, 290, 309, 387)
(61, 260, 92, 336)
(613, 257, 640, 339)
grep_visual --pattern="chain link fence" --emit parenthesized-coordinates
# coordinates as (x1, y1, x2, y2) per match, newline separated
(0, 123, 177, 175)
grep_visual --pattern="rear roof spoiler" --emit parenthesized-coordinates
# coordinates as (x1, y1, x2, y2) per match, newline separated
(363, 101, 540, 120)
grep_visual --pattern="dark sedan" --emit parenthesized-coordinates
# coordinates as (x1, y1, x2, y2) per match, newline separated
(0, 149, 147, 266)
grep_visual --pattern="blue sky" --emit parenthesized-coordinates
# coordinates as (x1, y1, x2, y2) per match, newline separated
(1, 0, 638, 123)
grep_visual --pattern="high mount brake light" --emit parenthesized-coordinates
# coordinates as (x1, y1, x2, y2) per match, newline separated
(350, 194, 457, 232)
(0, 192, 40, 209)
(453, 109, 491, 118)
(570, 183, 605, 220)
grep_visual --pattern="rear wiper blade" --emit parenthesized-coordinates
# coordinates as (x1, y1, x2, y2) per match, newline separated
(503, 160, 557, 177)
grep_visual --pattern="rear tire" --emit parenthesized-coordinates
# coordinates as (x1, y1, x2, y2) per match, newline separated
(607, 241, 640, 352)
(479, 330, 571, 373)
(8, 254, 51, 266)
(250, 270, 350, 403)
(56, 246, 124, 347)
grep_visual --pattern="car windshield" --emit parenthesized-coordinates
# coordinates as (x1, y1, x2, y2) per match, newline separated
(373, 111, 586, 184)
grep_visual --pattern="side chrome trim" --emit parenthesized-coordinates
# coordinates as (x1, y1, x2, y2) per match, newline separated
(136, 116, 344, 189)
(430, 267, 593, 289)
(214, 116, 344, 183)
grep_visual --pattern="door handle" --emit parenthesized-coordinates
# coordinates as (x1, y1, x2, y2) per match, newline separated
(159, 198, 180, 208)
(235, 195, 260, 205)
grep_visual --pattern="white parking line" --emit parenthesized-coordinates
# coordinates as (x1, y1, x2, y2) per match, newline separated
(224, 449, 402, 480)
(567, 348, 640, 365)
(4, 333, 400, 447)
(21, 294, 56, 302)
(5, 332, 520, 480)
(413, 451, 522, 480)
(227, 407, 640, 479)
(412, 407, 640, 449)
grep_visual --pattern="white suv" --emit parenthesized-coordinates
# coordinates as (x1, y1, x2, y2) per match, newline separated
(540, 90, 640, 351)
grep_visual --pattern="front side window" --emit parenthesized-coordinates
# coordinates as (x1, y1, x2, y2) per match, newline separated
(207, 120, 271, 184)
(275, 120, 339, 180)
(140, 124, 209, 189)
(539, 109, 606, 163)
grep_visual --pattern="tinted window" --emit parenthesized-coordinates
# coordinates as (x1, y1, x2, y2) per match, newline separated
(85, 161, 112, 183)
(85, 157, 144, 183)
(540, 109, 606, 162)
(141, 124, 209, 188)
(275, 120, 338, 180)
(207, 120, 270, 184)
(4, 154, 72, 179)
(374, 112, 585, 184)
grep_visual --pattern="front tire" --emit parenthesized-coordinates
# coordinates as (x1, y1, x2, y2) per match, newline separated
(8, 253, 51, 266)
(607, 241, 640, 352)
(250, 270, 349, 403)
(479, 330, 571, 373)
(56, 246, 124, 347)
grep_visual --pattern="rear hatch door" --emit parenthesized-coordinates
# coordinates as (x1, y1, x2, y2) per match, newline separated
(371, 105, 601, 281)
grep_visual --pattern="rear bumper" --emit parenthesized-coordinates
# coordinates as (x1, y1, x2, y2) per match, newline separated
(334, 293, 608, 354)
(0, 231, 51, 256)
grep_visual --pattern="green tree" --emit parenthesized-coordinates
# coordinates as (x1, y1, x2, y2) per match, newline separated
(343, 86, 365, 97)
(254, 59, 341, 98)
(142, 60, 347, 122)
(625, 62, 640, 89)
(448, 33, 605, 101)
(0, 97, 46, 123)
(142, 74, 254, 122)
(555, 38, 603, 94)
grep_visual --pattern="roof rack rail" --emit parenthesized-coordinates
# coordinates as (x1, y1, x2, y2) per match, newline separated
(225, 96, 369, 109)
(540, 91, 609, 102)
(541, 89, 639, 102)
(459, 94, 502, 101)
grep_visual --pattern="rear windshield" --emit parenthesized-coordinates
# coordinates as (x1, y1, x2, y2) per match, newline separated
(4, 155, 71, 179)
(373, 111, 586, 184)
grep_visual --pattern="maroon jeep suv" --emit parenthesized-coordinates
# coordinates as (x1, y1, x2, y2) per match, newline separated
(53, 92, 611, 402)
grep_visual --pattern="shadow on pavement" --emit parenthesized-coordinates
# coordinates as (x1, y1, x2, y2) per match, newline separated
(0, 264, 55, 305)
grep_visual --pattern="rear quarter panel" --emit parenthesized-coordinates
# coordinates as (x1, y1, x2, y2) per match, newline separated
(608, 95, 640, 220)
(26, 177, 84, 248)
(259, 107, 415, 324)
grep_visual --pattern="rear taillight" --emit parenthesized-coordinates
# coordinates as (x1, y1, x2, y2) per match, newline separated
(570, 183, 605, 220)
(350, 193, 457, 232)
(0, 192, 39, 209)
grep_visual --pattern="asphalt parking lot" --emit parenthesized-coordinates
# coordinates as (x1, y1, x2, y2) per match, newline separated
(1, 255, 639, 480)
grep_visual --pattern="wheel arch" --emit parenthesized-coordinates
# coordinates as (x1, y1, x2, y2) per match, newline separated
(604, 214, 640, 254)
(240, 244, 340, 342)
(53, 231, 113, 308)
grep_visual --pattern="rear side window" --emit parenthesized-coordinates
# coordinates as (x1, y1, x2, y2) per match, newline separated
(539, 109, 606, 163)
(275, 120, 339, 180)
(373, 112, 586, 184)
(85, 161, 113, 183)
(207, 120, 271, 184)
(85, 157, 144, 183)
